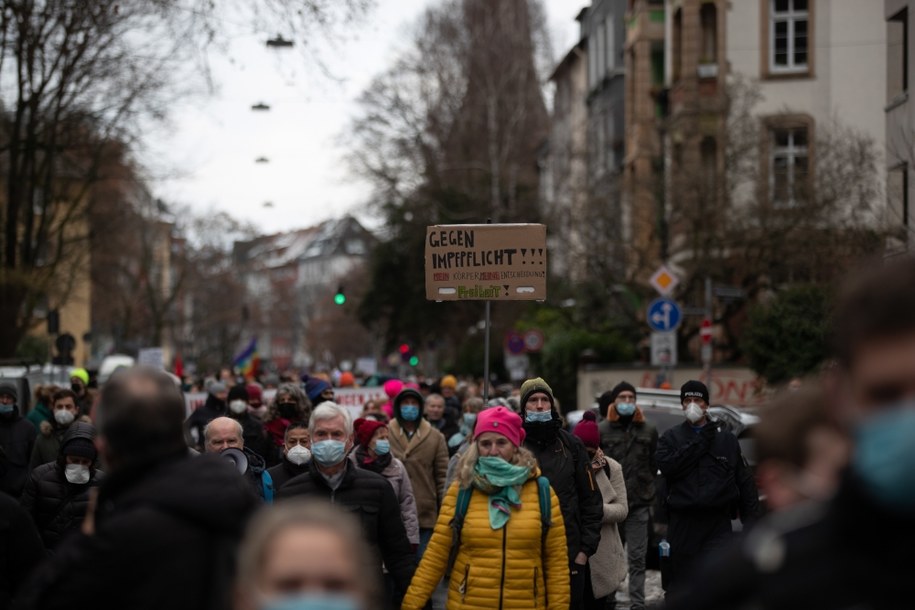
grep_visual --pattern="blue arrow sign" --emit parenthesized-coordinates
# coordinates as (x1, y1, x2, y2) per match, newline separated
(647, 298, 682, 332)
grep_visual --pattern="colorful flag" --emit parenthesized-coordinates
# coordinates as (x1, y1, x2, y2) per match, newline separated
(233, 338, 259, 380)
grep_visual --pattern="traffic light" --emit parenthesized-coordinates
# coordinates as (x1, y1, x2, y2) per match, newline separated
(334, 285, 346, 306)
(399, 343, 419, 367)
(409, 355, 419, 367)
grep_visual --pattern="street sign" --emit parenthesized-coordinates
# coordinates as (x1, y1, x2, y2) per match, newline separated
(504, 353, 530, 381)
(523, 329, 544, 353)
(646, 298, 682, 332)
(649, 265, 680, 295)
(425, 224, 547, 301)
(505, 331, 526, 355)
(650, 332, 678, 366)
(700, 318, 713, 344)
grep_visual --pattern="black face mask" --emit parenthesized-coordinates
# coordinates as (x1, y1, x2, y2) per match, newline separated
(278, 403, 298, 419)
(71, 383, 83, 394)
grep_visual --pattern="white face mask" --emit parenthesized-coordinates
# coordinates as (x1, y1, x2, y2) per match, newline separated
(286, 444, 312, 466)
(685, 402, 704, 424)
(64, 464, 90, 485)
(229, 400, 248, 415)
(248, 405, 268, 419)
(54, 409, 76, 426)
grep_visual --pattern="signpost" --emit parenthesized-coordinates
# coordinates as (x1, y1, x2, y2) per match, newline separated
(426, 224, 547, 401)
(649, 265, 680, 295)
(651, 332, 678, 367)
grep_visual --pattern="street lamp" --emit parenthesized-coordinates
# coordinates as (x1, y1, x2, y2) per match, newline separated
(251, 102, 271, 111)
(266, 35, 294, 48)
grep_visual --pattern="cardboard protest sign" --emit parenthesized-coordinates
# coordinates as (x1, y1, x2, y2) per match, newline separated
(425, 224, 547, 301)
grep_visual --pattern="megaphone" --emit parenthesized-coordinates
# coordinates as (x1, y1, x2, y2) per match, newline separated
(220, 447, 249, 475)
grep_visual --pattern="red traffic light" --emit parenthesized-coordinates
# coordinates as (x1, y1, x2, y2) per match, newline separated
(399, 343, 410, 354)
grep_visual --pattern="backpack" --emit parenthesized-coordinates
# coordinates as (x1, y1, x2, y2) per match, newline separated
(445, 476, 553, 576)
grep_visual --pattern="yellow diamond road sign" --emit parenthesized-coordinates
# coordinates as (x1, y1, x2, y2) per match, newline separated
(650, 265, 679, 296)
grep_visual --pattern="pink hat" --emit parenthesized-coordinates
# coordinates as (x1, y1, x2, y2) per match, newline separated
(473, 406, 526, 447)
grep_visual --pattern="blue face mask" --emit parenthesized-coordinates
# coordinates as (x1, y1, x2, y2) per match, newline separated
(525, 410, 552, 423)
(311, 440, 347, 467)
(0, 404, 14, 415)
(373, 439, 390, 456)
(852, 405, 915, 511)
(400, 404, 420, 422)
(616, 402, 636, 417)
(261, 592, 360, 610)
(463, 412, 477, 426)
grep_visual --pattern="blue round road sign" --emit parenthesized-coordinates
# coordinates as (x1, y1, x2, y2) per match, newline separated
(646, 298, 682, 332)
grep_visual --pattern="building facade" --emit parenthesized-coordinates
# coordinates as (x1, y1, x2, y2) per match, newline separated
(886, 0, 915, 251)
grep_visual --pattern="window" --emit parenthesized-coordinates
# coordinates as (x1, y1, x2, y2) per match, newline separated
(770, 0, 809, 73)
(889, 164, 910, 231)
(701, 137, 718, 194)
(771, 126, 809, 207)
(700, 3, 717, 63)
(606, 17, 616, 72)
(588, 25, 598, 89)
(888, 8, 908, 103)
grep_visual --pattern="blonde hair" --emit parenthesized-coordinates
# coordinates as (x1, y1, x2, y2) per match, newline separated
(455, 440, 539, 489)
(235, 500, 379, 608)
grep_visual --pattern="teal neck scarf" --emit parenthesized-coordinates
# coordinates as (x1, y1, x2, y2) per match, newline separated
(472, 456, 532, 530)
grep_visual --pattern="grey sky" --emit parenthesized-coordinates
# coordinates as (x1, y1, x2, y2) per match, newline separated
(147, 1, 584, 233)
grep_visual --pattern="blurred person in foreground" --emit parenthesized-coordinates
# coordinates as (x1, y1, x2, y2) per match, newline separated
(666, 256, 915, 609)
(753, 384, 850, 512)
(401, 406, 570, 609)
(276, 402, 415, 607)
(14, 366, 258, 610)
(0, 490, 44, 608)
(574, 411, 629, 609)
(656, 380, 760, 591)
(234, 500, 381, 610)
(0, 382, 37, 498)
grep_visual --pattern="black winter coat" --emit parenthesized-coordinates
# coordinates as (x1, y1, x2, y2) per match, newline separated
(233, 413, 274, 467)
(0, 411, 37, 497)
(0, 491, 45, 608)
(277, 460, 416, 599)
(657, 420, 759, 518)
(266, 458, 310, 491)
(523, 423, 603, 561)
(599, 413, 658, 508)
(665, 473, 915, 610)
(20, 461, 104, 550)
(14, 453, 259, 610)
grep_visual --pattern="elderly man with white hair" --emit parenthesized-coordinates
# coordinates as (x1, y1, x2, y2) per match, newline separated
(204, 416, 273, 502)
(277, 402, 416, 608)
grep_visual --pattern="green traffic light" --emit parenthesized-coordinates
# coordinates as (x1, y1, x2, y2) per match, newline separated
(334, 293, 346, 306)
(409, 355, 419, 366)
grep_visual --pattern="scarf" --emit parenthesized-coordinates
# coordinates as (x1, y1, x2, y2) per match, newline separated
(472, 456, 533, 530)
(522, 418, 562, 444)
(354, 445, 392, 474)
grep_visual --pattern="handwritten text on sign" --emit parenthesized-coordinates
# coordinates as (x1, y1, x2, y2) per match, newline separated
(425, 224, 547, 301)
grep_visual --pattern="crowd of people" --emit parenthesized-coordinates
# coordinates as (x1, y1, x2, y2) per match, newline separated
(1, 256, 914, 609)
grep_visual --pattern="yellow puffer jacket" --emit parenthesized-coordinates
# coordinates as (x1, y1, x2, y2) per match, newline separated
(402, 477, 570, 609)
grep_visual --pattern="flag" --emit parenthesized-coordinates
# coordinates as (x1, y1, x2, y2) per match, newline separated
(233, 338, 259, 380)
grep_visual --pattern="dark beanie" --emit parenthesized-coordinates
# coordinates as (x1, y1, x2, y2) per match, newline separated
(681, 380, 710, 404)
(63, 438, 97, 460)
(228, 384, 248, 402)
(598, 382, 637, 417)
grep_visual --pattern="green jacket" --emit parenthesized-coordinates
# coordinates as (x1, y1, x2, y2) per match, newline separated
(25, 402, 51, 429)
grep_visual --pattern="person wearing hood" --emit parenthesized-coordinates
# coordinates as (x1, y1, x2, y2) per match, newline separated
(352, 417, 420, 547)
(656, 380, 759, 591)
(205, 417, 273, 502)
(20, 422, 104, 550)
(0, 382, 37, 498)
(277, 402, 416, 608)
(185, 381, 228, 451)
(387, 388, 449, 558)
(30, 389, 86, 470)
(597, 381, 658, 610)
(14, 366, 259, 610)
(226, 385, 273, 467)
(304, 377, 334, 408)
(519, 377, 603, 609)
(266, 421, 312, 491)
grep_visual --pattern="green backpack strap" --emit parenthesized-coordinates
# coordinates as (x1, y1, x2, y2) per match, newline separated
(446, 486, 474, 575)
(536, 476, 553, 601)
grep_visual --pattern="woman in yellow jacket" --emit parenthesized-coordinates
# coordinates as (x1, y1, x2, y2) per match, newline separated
(402, 406, 570, 609)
